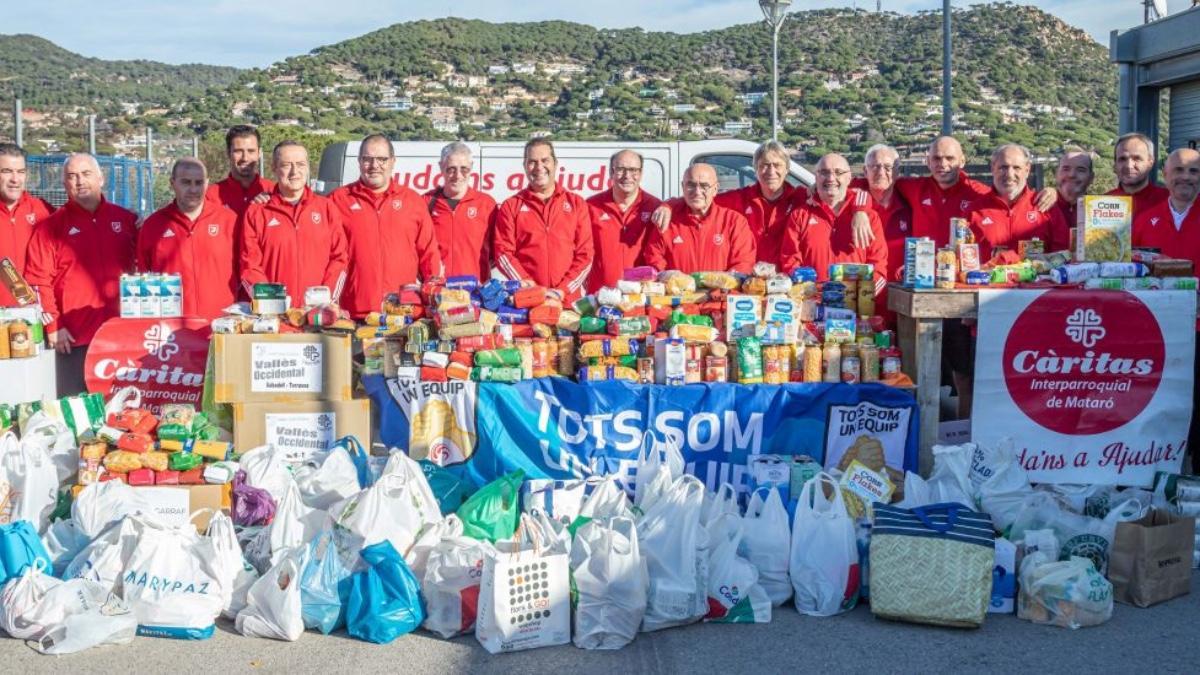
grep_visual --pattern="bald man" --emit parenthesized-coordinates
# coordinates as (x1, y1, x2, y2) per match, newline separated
(781, 153, 888, 288)
(137, 158, 239, 318)
(1133, 148, 1200, 472)
(586, 149, 661, 291)
(1053, 150, 1094, 229)
(25, 153, 137, 393)
(642, 163, 755, 274)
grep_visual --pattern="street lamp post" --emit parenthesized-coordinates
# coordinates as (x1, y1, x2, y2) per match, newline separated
(759, 0, 791, 141)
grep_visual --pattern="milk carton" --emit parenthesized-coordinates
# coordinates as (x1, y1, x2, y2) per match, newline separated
(120, 274, 142, 318)
(139, 274, 161, 317)
(159, 274, 183, 318)
(904, 237, 935, 289)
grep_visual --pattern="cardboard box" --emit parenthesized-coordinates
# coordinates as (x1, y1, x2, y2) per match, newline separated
(0, 349, 56, 405)
(212, 333, 352, 403)
(725, 295, 761, 341)
(1075, 195, 1132, 263)
(70, 484, 228, 531)
(233, 398, 371, 464)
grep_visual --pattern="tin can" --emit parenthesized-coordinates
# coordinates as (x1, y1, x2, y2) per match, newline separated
(637, 357, 655, 384)
(841, 353, 860, 384)
(882, 348, 902, 377)
(704, 356, 728, 382)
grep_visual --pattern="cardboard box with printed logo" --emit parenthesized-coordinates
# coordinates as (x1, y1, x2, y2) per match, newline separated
(232, 398, 371, 463)
(211, 333, 352, 404)
(70, 484, 228, 531)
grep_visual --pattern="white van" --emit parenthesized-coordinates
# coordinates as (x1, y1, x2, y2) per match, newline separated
(316, 139, 814, 200)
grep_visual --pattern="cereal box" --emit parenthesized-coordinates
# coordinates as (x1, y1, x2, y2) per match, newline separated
(1075, 195, 1132, 263)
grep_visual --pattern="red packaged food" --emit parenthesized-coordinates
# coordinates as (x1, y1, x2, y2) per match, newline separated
(528, 304, 562, 326)
(127, 468, 155, 486)
(155, 470, 181, 485)
(455, 333, 503, 352)
(107, 409, 158, 435)
(398, 287, 423, 305)
(678, 303, 700, 315)
(648, 306, 673, 323)
(509, 324, 535, 339)
(99, 472, 126, 484)
(449, 351, 473, 367)
(420, 365, 448, 382)
(179, 467, 205, 485)
(421, 278, 446, 299)
(512, 286, 548, 309)
(623, 305, 647, 317)
(446, 362, 472, 380)
(117, 432, 155, 454)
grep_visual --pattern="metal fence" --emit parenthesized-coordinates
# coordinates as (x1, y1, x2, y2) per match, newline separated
(25, 155, 154, 216)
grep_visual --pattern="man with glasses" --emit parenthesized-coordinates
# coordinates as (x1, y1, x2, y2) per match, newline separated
(643, 163, 755, 274)
(859, 144, 912, 285)
(493, 139, 594, 303)
(425, 142, 495, 281)
(585, 149, 661, 291)
(780, 153, 887, 289)
(330, 134, 442, 319)
(0, 143, 53, 307)
(207, 125, 274, 218)
(240, 140, 348, 309)
(25, 153, 137, 394)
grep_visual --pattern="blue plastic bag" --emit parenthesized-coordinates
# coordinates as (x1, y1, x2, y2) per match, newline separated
(300, 530, 353, 634)
(345, 541, 425, 644)
(419, 460, 472, 514)
(333, 435, 375, 491)
(0, 520, 52, 585)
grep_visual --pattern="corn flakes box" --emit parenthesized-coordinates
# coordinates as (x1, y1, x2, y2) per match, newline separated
(1075, 195, 1131, 263)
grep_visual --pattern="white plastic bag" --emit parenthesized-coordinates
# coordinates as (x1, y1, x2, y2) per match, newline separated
(422, 535, 494, 639)
(103, 386, 142, 416)
(64, 516, 146, 592)
(31, 592, 137, 655)
(638, 475, 708, 632)
(0, 430, 58, 532)
(926, 443, 975, 507)
(406, 515, 464, 584)
(633, 431, 684, 511)
(893, 472, 933, 510)
(1018, 553, 1113, 629)
(295, 445, 365, 511)
(204, 511, 258, 619)
(705, 514, 771, 623)
(976, 441, 1033, 534)
(0, 560, 61, 639)
(236, 552, 305, 641)
(740, 487, 792, 606)
(789, 473, 860, 617)
(577, 475, 632, 524)
(72, 481, 154, 539)
(702, 483, 740, 529)
(239, 445, 295, 503)
(41, 519, 91, 577)
(571, 516, 648, 649)
(120, 519, 224, 638)
(1009, 492, 1143, 576)
(19, 411, 78, 485)
(335, 467, 440, 559)
(380, 451, 442, 520)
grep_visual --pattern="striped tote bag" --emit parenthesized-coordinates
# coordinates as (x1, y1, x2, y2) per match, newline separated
(869, 503, 995, 628)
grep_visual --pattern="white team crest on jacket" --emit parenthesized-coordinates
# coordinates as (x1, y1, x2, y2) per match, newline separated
(311, 212, 321, 224)
(808, 217, 818, 225)
(1026, 211, 1038, 223)
(563, 202, 573, 213)
(900, 220, 909, 232)
(921, 198, 933, 206)
(672, 235, 684, 244)
(111, 221, 122, 233)
(208, 224, 220, 237)
(640, 211, 651, 222)
(1150, 217, 1160, 226)
(350, 202, 362, 211)
(598, 213, 611, 221)
(25, 214, 35, 224)
(981, 217, 993, 225)
(713, 233, 724, 246)
(467, 206, 478, 219)
(960, 199, 970, 211)
(392, 199, 402, 210)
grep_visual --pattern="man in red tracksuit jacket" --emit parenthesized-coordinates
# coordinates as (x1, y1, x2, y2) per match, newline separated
(331, 134, 444, 319)
(1108, 133, 1169, 218)
(425, 142, 495, 282)
(137, 158, 239, 319)
(893, 136, 991, 248)
(781, 153, 888, 287)
(493, 139, 593, 302)
(206, 125, 275, 219)
(586, 149, 661, 291)
(25, 153, 137, 394)
(240, 141, 348, 308)
(712, 140, 799, 268)
(967, 144, 1069, 261)
(643, 164, 756, 274)
(1132, 148, 1200, 472)
(0, 143, 54, 306)
(1052, 149, 1094, 234)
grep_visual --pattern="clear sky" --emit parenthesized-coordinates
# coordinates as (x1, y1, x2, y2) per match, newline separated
(4, 0, 1192, 68)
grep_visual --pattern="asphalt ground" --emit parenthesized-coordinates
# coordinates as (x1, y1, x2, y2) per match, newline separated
(1, 575, 1196, 674)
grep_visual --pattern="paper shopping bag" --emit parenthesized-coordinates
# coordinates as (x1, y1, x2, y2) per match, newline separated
(475, 526, 570, 653)
(1109, 509, 1194, 608)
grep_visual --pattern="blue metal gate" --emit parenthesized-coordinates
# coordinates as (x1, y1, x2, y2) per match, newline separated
(24, 155, 154, 216)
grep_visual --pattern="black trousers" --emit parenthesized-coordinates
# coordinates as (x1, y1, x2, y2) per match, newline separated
(55, 346, 89, 397)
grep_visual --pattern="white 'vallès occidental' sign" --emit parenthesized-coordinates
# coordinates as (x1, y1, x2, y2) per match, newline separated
(972, 289, 1196, 486)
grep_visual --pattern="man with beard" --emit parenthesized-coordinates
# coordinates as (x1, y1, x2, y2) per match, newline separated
(207, 125, 274, 218)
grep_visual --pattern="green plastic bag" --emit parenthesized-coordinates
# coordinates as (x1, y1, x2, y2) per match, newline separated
(458, 470, 524, 543)
(168, 452, 204, 471)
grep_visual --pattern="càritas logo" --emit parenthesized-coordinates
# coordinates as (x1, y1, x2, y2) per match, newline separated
(143, 322, 180, 362)
(1002, 291, 1164, 435)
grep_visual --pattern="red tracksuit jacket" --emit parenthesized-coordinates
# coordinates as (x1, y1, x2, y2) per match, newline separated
(24, 198, 137, 346)
(967, 187, 1068, 261)
(714, 183, 798, 268)
(331, 180, 444, 318)
(494, 187, 594, 301)
(894, 172, 990, 248)
(206, 175, 276, 219)
(424, 186, 496, 282)
(781, 197, 889, 288)
(1133, 199, 1200, 263)
(1108, 183, 1169, 219)
(643, 201, 756, 274)
(239, 188, 348, 307)
(585, 188, 661, 292)
(1, 192, 54, 305)
(137, 201, 239, 319)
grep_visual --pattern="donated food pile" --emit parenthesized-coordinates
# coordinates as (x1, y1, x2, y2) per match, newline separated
(1, 395, 1196, 653)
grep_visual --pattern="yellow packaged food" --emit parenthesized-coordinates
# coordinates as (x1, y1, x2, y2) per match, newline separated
(141, 451, 170, 472)
(618, 294, 647, 312)
(435, 289, 472, 309)
(741, 277, 767, 296)
(708, 341, 729, 358)
(659, 271, 697, 294)
(578, 365, 639, 381)
(695, 272, 739, 291)
(578, 338, 635, 358)
(79, 440, 108, 461)
(681, 290, 710, 305)
(158, 439, 186, 453)
(103, 450, 142, 474)
(669, 324, 718, 344)
(648, 294, 682, 308)
(557, 310, 582, 332)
